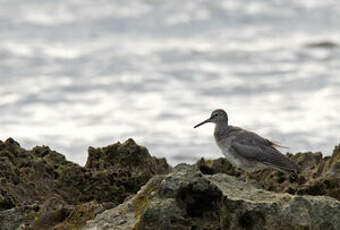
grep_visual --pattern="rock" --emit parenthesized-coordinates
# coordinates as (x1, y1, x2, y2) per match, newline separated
(323, 144, 340, 175)
(0, 204, 40, 230)
(2, 137, 340, 229)
(293, 146, 340, 200)
(83, 164, 340, 230)
(196, 157, 242, 177)
(27, 195, 71, 230)
(0, 138, 170, 229)
(53, 201, 101, 230)
(85, 138, 171, 189)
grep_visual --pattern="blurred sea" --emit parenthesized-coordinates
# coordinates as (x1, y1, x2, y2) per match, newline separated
(1, 0, 340, 166)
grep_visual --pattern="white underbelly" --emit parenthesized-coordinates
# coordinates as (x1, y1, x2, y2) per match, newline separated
(221, 149, 242, 167)
(221, 149, 268, 172)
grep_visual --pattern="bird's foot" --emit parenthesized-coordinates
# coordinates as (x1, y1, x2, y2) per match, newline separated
(245, 172, 251, 184)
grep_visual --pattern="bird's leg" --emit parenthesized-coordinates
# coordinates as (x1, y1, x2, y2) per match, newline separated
(245, 172, 250, 184)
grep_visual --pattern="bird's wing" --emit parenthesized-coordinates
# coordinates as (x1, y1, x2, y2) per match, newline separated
(230, 129, 298, 172)
(228, 126, 289, 149)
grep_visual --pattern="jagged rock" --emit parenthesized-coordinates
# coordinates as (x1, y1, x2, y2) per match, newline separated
(196, 157, 242, 177)
(27, 195, 71, 230)
(0, 138, 170, 230)
(83, 164, 340, 230)
(323, 144, 340, 175)
(53, 201, 102, 230)
(1, 137, 340, 229)
(0, 204, 40, 230)
(85, 138, 171, 191)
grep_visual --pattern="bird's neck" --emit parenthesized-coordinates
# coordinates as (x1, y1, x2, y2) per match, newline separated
(214, 120, 229, 141)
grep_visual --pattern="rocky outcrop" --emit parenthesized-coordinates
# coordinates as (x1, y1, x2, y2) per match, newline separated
(83, 164, 340, 230)
(0, 138, 170, 230)
(1, 137, 340, 229)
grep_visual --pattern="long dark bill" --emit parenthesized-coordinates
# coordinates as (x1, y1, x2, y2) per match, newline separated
(194, 118, 211, 128)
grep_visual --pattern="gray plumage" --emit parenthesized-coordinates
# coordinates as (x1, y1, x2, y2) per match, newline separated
(194, 109, 299, 173)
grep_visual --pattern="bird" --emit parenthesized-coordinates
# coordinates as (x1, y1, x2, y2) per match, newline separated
(194, 109, 299, 183)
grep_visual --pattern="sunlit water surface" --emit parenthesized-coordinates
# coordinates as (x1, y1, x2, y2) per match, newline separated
(1, 0, 340, 166)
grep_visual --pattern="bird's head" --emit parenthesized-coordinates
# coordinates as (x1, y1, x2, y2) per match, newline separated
(194, 109, 228, 128)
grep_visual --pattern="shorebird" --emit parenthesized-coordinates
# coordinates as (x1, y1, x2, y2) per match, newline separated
(194, 109, 299, 183)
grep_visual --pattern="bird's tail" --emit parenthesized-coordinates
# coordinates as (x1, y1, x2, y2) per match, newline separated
(269, 140, 289, 149)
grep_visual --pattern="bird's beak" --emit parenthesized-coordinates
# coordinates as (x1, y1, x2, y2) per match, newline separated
(194, 117, 211, 128)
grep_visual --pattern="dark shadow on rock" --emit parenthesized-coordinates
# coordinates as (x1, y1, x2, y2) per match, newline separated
(176, 177, 222, 218)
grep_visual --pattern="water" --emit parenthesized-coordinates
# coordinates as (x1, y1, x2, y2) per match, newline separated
(1, 0, 340, 166)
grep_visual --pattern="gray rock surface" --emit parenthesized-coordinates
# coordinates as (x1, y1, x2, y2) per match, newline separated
(83, 164, 340, 230)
